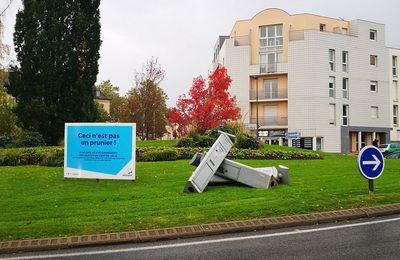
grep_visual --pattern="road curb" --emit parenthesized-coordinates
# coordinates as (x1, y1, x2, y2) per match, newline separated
(1, 203, 400, 254)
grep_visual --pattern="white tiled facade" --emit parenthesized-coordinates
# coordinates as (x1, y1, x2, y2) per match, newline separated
(389, 48, 400, 141)
(213, 9, 395, 153)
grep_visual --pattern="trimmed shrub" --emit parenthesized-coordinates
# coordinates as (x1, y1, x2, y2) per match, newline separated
(195, 135, 215, 147)
(177, 135, 215, 148)
(177, 137, 195, 148)
(40, 150, 64, 167)
(207, 125, 235, 139)
(0, 146, 322, 166)
(235, 133, 259, 150)
(141, 149, 178, 162)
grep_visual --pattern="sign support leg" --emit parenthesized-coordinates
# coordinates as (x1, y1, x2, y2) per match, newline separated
(368, 179, 374, 195)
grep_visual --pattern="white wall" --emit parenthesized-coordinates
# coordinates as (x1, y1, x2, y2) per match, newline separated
(216, 39, 252, 124)
(288, 20, 390, 152)
(388, 47, 400, 141)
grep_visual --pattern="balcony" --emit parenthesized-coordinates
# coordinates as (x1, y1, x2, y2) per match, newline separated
(249, 62, 288, 76)
(289, 29, 356, 41)
(250, 89, 288, 101)
(250, 116, 288, 127)
(233, 35, 250, 46)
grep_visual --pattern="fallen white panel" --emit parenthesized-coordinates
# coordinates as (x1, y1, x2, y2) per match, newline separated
(183, 132, 234, 193)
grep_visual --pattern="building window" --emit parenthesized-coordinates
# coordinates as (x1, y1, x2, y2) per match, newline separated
(342, 78, 349, 99)
(394, 105, 399, 126)
(342, 105, 349, 126)
(329, 49, 335, 71)
(369, 29, 377, 41)
(394, 80, 399, 101)
(329, 77, 335, 98)
(370, 55, 378, 66)
(263, 79, 278, 99)
(329, 104, 336, 125)
(342, 51, 348, 72)
(370, 81, 378, 93)
(393, 56, 398, 77)
(259, 24, 283, 48)
(259, 24, 283, 73)
(320, 24, 326, 32)
(371, 106, 379, 118)
(260, 52, 282, 73)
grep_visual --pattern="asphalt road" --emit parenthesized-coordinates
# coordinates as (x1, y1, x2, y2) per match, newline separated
(2, 214, 400, 260)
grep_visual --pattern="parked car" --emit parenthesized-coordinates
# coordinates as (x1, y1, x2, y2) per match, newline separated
(385, 151, 400, 159)
(378, 143, 400, 155)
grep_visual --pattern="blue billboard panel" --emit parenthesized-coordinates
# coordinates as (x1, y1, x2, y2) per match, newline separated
(64, 123, 136, 180)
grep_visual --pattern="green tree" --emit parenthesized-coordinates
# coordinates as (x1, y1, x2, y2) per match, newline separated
(7, 0, 101, 145)
(123, 58, 168, 140)
(96, 80, 126, 122)
(0, 70, 17, 135)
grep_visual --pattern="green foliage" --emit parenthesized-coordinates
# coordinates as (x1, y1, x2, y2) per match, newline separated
(0, 131, 46, 148)
(207, 125, 235, 139)
(177, 137, 195, 148)
(94, 102, 111, 122)
(0, 71, 17, 136)
(8, 1, 101, 145)
(96, 80, 126, 122)
(141, 149, 178, 162)
(136, 139, 177, 147)
(0, 146, 322, 166)
(39, 149, 64, 167)
(177, 134, 215, 148)
(12, 131, 46, 147)
(0, 147, 50, 166)
(235, 133, 259, 150)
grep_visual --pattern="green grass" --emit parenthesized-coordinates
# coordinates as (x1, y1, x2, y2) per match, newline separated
(1, 154, 400, 241)
(136, 139, 178, 147)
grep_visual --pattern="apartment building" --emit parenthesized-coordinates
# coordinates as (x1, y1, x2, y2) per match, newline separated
(389, 48, 400, 141)
(212, 8, 392, 153)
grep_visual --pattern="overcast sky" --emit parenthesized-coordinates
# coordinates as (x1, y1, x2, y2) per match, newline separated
(2, 0, 400, 106)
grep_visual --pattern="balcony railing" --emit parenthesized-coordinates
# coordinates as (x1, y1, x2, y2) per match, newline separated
(289, 29, 356, 41)
(250, 116, 288, 126)
(233, 35, 250, 46)
(259, 62, 289, 74)
(250, 89, 287, 100)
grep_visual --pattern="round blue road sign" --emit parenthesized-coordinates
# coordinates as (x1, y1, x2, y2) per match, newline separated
(358, 145, 384, 180)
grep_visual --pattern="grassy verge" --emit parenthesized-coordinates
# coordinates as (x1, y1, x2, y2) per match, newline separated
(1, 154, 399, 241)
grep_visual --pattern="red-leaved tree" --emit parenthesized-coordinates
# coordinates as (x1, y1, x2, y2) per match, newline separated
(169, 66, 240, 136)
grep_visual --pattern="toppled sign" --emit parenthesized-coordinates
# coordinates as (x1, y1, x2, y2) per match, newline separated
(184, 131, 290, 193)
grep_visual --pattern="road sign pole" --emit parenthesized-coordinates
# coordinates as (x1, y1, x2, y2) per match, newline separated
(357, 145, 384, 195)
(368, 179, 374, 195)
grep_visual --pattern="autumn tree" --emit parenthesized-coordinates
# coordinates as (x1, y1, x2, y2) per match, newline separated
(169, 66, 240, 136)
(123, 58, 168, 140)
(7, 0, 101, 145)
(96, 80, 126, 122)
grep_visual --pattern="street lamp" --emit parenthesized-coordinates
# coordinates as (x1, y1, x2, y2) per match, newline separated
(251, 76, 259, 138)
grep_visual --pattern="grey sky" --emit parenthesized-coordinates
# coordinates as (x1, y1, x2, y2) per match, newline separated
(2, 0, 400, 106)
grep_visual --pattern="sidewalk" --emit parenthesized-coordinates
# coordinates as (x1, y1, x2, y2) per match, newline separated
(1, 203, 400, 254)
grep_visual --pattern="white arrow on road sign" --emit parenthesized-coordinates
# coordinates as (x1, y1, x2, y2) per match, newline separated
(362, 154, 381, 171)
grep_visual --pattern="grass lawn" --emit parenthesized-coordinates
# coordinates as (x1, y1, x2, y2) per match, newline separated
(1, 154, 400, 241)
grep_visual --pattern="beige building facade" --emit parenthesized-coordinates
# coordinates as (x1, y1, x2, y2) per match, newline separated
(213, 8, 394, 153)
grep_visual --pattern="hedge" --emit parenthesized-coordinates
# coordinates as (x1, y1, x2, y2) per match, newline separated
(0, 146, 323, 166)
